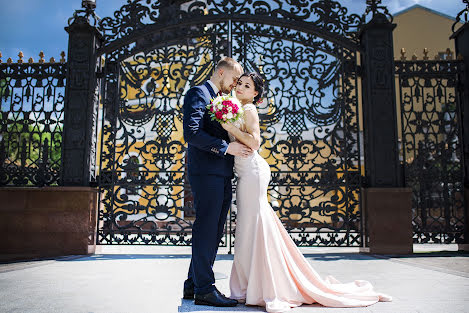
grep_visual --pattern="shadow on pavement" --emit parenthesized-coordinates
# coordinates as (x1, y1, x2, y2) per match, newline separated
(178, 299, 264, 312)
(58, 253, 385, 262)
(177, 300, 326, 312)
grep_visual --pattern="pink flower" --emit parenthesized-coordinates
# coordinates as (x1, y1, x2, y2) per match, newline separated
(215, 111, 223, 119)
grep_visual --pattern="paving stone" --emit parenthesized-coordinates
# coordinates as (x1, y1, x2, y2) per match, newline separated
(0, 245, 467, 313)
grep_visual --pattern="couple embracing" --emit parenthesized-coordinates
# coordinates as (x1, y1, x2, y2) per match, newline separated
(182, 57, 391, 313)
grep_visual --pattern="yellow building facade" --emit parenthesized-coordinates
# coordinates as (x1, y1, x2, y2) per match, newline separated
(392, 4, 462, 163)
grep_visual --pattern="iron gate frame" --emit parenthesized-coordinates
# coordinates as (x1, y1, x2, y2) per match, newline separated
(93, 0, 366, 247)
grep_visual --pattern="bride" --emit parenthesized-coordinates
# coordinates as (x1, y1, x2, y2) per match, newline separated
(221, 72, 392, 312)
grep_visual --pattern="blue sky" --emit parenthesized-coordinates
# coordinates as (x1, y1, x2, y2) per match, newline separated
(0, 0, 465, 61)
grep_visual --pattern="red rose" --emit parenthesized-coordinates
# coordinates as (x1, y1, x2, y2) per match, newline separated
(215, 111, 223, 119)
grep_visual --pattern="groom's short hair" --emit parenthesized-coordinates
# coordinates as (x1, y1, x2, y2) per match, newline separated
(216, 57, 242, 71)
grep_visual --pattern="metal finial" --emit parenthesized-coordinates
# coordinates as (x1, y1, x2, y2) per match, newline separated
(423, 48, 429, 60)
(18, 51, 24, 64)
(411, 53, 417, 61)
(60, 51, 66, 63)
(7, 57, 12, 64)
(50, 57, 56, 63)
(363, 0, 393, 22)
(39, 51, 45, 64)
(400, 48, 406, 61)
(69, 0, 101, 28)
(0, 51, 2, 63)
(446, 48, 453, 60)
(28, 57, 34, 64)
(82, 0, 96, 10)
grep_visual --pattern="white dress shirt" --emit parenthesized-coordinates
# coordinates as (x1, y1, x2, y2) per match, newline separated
(207, 80, 219, 96)
(207, 80, 229, 155)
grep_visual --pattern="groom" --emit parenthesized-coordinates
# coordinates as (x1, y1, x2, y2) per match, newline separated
(182, 57, 252, 307)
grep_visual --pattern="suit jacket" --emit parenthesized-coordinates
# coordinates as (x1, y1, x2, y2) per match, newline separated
(183, 81, 234, 177)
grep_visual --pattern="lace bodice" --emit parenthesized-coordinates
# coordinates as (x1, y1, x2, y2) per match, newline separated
(228, 103, 257, 142)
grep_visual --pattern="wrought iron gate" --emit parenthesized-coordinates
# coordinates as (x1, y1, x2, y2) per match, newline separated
(95, 0, 364, 246)
(396, 59, 466, 243)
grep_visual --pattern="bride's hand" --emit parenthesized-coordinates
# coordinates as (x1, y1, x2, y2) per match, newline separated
(221, 122, 235, 132)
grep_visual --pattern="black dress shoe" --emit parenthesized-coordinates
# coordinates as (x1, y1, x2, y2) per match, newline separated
(183, 287, 194, 300)
(194, 288, 238, 307)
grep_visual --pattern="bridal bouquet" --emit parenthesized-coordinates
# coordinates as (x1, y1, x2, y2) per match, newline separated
(206, 95, 243, 123)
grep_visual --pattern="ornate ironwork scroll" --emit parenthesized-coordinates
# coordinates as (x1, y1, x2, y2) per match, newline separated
(97, 34, 227, 245)
(0, 60, 66, 186)
(96, 0, 363, 246)
(231, 24, 362, 246)
(396, 60, 466, 243)
(97, 0, 363, 60)
(452, 0, 468, 32)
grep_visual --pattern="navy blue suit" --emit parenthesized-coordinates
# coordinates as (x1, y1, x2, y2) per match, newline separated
(183, 81, 234, 294)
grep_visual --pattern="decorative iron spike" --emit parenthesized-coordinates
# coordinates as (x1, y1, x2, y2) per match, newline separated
(39, 51, 45, 64)
(50, 57, 55, 63)
(0, 51, 2, 63)
(411, 53, 417, 61)
(60, 51, 66, 63)
(7, 57, 12, 64)
(423, 48, 429, 60)
(18, 51, 24, 64)
(28, 57, 34, 64)
(400, 48, 406, 61)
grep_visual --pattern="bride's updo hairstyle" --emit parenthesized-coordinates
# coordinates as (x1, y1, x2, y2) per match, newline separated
(240, 72, 264, 105)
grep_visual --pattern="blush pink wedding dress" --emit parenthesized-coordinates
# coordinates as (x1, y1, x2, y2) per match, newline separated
(228, 103, 392, 313)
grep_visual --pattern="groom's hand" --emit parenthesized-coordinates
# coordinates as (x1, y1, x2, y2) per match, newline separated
(226, 142, 253, 158)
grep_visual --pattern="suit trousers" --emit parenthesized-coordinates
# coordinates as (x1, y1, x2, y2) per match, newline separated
(184, 174, 232, 295)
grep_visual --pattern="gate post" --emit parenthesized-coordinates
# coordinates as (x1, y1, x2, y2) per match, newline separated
(451, 6, 469, 251)
(359, 9, 413, 254)
(61, 9, 102, 186)
(57, 6, 102, 255)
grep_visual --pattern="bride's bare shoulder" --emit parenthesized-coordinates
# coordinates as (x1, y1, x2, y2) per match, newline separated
(243, 103, 257, 111)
